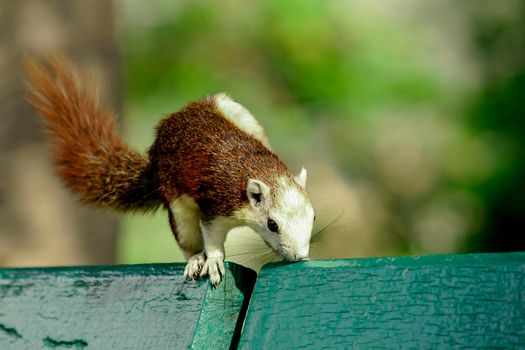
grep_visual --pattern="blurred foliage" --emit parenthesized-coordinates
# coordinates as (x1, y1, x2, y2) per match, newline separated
(117, 0, 525, 264)
(463, 1, 525, 251)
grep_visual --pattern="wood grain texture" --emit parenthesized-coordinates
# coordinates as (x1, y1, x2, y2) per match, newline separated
(239, 253, 525, 349)
(0, 262, 255, 349)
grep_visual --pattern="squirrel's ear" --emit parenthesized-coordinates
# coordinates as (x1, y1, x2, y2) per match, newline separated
(296, 167, 307, 188)
(247, 179, 270, 208)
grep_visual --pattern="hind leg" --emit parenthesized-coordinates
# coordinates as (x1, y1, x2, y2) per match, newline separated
(168, 196, 205, 279)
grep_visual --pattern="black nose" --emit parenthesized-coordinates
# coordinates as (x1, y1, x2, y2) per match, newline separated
(295, 253, 309, 261)
(292, 253, 309, 262)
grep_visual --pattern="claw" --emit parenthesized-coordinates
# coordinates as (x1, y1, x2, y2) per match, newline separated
(183, 252, 205, 280)
(200, 256, 225, 286)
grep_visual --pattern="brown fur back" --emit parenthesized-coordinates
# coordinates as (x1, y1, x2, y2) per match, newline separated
(26, 57, 161, 212)
(149, 96, 293, 218)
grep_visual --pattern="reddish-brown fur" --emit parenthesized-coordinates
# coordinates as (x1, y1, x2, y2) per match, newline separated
(27, 57, 294, 224)
(26, 57, 160, 212)
(150, 97, 293, 219)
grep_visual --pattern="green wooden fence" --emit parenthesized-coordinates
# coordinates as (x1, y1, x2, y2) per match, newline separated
(0, 252, 523, 349)
(0, 263, 254, 349)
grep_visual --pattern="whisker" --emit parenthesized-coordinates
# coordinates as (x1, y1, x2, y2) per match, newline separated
(226, 246, 269, 256)
(229, 243, 265, 250)
(236, 251, 273, 266)
(226, 250, 269, 258)
(310, 210, 345, 244)
(258, 254, 278, 266)
(311, 224, 346, 244)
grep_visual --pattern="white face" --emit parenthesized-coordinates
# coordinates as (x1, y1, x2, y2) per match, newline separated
(245, 171, 314, 261)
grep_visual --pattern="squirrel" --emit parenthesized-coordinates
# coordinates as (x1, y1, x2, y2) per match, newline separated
(26, 57, 314, 285)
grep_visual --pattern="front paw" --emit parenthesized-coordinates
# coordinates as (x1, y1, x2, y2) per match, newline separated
(200, 256, 225, 286)
(183, 252, 206, 280)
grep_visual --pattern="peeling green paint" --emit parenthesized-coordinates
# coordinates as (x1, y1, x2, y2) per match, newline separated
(1, 254, 523, 349)
(0, 262, 255, 350)
(42, 336, 88, 349)
(240, 253, 525, 349)
(0, 323, 22, 339)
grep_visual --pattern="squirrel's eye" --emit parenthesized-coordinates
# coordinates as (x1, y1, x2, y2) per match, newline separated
(267, 219, 279, 233)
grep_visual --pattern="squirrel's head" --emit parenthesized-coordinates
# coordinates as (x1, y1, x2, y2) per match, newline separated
(244, 168, 314, 261)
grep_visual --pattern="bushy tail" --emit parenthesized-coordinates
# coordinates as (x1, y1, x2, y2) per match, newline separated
(26, 56, 161, 212)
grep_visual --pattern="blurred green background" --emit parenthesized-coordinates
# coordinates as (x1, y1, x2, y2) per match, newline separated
(116, 0, 525, 267)
(0, 0, 522, 268)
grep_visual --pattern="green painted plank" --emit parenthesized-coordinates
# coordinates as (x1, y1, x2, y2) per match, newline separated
(0, 262, 255, 350)
(239, 253, 525, 349)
